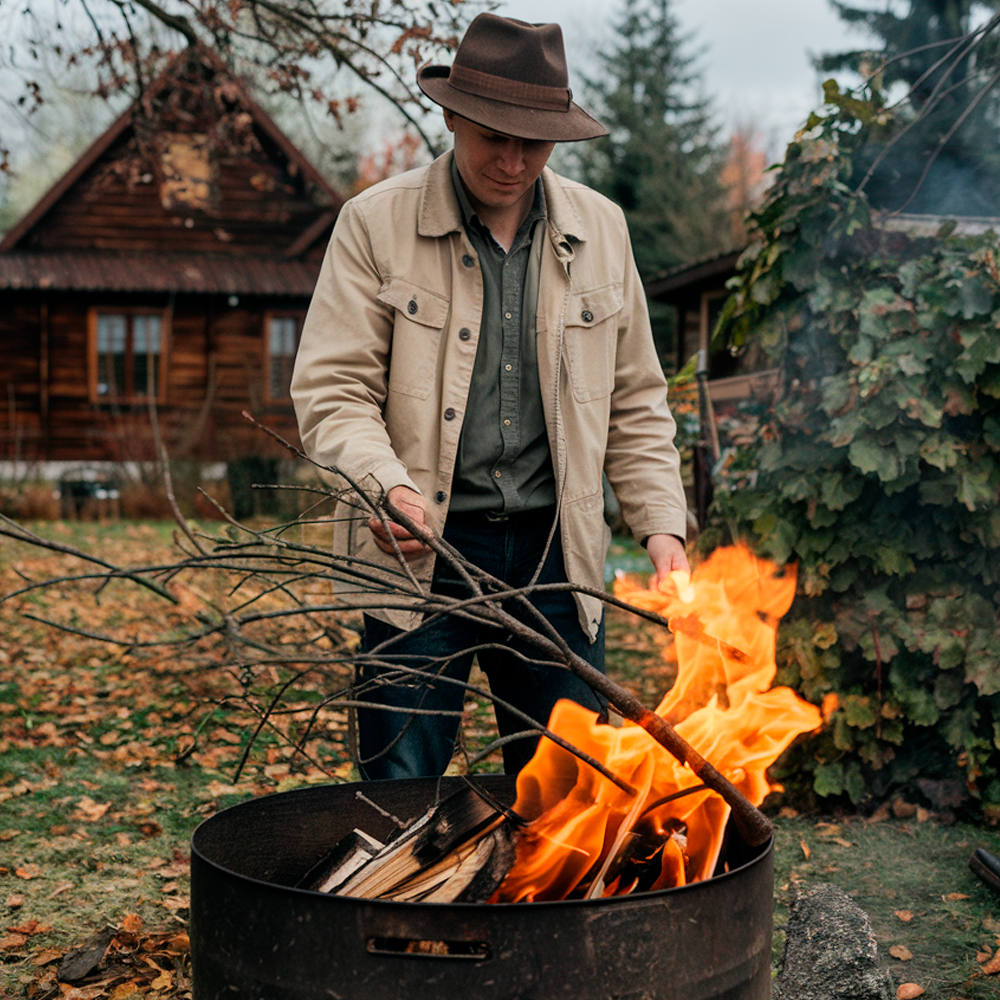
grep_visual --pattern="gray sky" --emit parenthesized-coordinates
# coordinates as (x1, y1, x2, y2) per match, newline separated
(496, 0, 861, 143)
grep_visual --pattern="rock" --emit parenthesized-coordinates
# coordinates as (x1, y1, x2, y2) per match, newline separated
(773, 883, 893, 1000)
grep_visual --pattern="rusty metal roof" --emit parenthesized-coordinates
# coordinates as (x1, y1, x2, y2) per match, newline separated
(0, 251, 321, 296)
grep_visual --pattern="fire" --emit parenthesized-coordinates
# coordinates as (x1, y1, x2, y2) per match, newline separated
(493, 544, 822, 903)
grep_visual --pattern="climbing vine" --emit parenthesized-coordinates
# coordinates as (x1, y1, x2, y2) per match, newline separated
(705, 81, 1000, 819)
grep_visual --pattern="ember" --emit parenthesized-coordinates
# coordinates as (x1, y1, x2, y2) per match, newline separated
(493, 544, 822, 902)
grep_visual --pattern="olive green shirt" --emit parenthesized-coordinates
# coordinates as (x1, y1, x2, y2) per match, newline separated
(448, 158, 556, 514)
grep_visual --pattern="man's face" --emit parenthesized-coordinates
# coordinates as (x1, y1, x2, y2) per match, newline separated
(446, 111, 555, 219)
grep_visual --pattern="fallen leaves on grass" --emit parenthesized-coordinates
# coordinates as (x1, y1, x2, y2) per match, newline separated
(980, 950, 1000, 975)
(47, 915, 191, 997)
(890, 944, 914, 961)
(895, 909, 914, 922)
(73, 798, 112, 822)
(896, 985, 925, 999)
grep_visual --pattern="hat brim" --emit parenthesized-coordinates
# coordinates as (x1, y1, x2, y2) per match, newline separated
(418, 65, 608, 142)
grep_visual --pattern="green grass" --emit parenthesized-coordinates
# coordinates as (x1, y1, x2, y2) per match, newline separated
(772, 813, 1000, 999)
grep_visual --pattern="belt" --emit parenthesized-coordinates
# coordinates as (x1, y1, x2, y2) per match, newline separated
(446, 505, 557, 526)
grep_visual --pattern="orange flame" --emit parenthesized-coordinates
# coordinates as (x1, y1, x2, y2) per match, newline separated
(493, 544, 822, 903)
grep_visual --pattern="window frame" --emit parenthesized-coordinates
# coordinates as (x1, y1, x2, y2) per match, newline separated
(87, 306, 170, 406)
(263, 310, 305, 403)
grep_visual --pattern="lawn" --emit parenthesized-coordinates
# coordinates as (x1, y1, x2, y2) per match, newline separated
(1, 522, 998, 999)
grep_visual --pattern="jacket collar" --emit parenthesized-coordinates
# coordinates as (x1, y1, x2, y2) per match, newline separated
(418, 150, 589, 248)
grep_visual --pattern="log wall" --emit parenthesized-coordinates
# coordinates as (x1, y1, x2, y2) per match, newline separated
(1, 291, 302, 465)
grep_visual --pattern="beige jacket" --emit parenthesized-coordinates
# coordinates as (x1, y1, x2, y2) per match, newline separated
(291, 151, 687, 640)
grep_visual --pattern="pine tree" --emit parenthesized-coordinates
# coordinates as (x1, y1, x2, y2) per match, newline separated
(816, 1, 1000, 214)
(571, 0, 728, 279)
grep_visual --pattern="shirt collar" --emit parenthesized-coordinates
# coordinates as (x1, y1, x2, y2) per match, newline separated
(418, 151, 587, 248)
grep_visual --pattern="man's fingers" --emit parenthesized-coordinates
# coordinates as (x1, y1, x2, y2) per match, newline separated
(368, 516, 431, 556)
(369, 516, 418, 540)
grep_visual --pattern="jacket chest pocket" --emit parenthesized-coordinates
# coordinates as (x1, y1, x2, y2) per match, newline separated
(376, 277, 450, 399)
(564, 284, 623, 402)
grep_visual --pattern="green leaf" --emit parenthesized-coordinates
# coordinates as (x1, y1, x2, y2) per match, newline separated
(827, 409, 866, 449)
(919, 435, 960, 470)
(933, 672, 965, 710)
(959, 276, 996, 319)
(896, 353, 927, 377)
(874, 545, 915, 576)
(842, 694, 878, 729)
(958, 466, 996, 511)
(849, 438, 900, 481)
(844, 763, 868, 804)
(819, 471, 863, 510)
(813, 761, 845, 798)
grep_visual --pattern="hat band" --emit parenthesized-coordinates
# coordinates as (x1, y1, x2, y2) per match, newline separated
(448, 64, 571, 112)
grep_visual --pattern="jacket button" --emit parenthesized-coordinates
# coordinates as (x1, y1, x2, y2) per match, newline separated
(407, 299, 418, 315)
(459, 327, 471, 341)
(581, 309, 594, 323)
(462, 254, 475, 267)
(435, 491, 447, 504)
(444, 407, 456, 420)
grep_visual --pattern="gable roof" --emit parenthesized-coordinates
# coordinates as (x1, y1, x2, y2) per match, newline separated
(0, 46, 343, 289)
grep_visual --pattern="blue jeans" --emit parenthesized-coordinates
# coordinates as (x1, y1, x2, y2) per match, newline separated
(356, 508, 606, 779)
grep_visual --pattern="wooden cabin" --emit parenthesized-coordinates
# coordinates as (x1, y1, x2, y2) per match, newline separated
(645, 250, 778, 408)
(0, 48, 343, 495)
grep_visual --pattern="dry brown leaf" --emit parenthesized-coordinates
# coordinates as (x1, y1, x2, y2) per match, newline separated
(109, 981, 144, 999)
(868, 802, 891, 823)
(889, 944, 914, 961)
(31, 947, 62, 966)
(164, 932, 190, 954)
(982, 950, 1000, 975)
(0, 829, 20, 841)
(150, 969, 173, 990)
(799, 839, 810, 860)
(915, 806, 932, 823)
(72, 797, 111, 822)
(6, 893, 25, 909)
(942, 892, 970, 901)
(831, 837, 854, 848)
(15, 864, 42, 880)
(48, 880, 73, 898)
(976, 949, 992, 963)
(896, 985, 925, 999)
(895, 909, 914, 922)
(120, 913, 143, 935)
(0, 932, 29, 950)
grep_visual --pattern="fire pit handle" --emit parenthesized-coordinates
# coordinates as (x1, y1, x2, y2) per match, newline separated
(366, 936, 491, 960)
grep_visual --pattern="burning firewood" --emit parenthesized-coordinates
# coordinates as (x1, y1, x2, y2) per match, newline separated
(300, 783, 518, 903)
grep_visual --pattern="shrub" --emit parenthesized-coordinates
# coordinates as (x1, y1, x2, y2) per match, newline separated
(704, 81, 1000, 820)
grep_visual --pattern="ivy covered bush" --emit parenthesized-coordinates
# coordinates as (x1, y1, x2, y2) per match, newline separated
(705, 82, 1000, 820)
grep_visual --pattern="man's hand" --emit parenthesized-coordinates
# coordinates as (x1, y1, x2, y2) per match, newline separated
(368, 485, 431, 559)
(646, 533, 690, 591)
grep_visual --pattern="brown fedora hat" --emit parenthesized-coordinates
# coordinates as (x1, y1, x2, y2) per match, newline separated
(418, 13, 608, 142)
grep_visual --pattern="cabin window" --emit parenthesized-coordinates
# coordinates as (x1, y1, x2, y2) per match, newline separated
(89, 308, 167, 403)
(265, 312, 303, 401)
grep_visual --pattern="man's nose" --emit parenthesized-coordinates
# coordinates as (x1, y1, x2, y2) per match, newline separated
(497, 140, 526, 174)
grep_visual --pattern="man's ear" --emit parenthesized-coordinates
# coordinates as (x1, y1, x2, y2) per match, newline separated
(443, 109, 455, 133)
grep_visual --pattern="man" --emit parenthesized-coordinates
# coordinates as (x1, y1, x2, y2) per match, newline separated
(292, 13, 689, 780)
